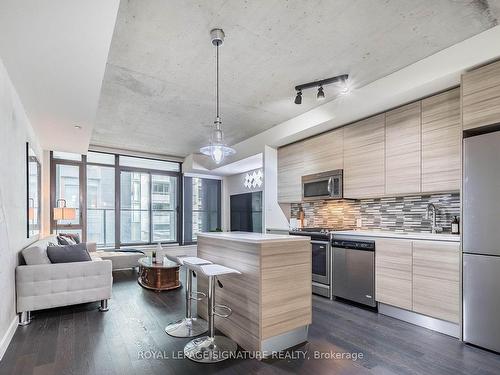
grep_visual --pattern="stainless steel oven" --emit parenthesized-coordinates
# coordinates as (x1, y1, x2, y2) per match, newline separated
(312, 240, 330, 286)
(290, 229, 332, 298)
(302, 170, 343, 201)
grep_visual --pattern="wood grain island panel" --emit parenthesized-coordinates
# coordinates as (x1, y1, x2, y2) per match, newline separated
(196, 232, 312, 352)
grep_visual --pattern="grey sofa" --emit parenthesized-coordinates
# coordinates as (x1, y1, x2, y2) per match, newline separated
(16, 236, 112, 325)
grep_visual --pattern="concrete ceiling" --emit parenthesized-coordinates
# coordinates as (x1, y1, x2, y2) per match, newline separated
(0, 1, 120, 154)
(91, 0, 500, 158)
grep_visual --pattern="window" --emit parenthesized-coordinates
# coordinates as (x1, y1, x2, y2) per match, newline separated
(120, 172, 179, 244)
(55, 164, 80, 226)
(120, 172, 150, 244)
(53, 151, 82, 161)
(87, 165, 115, 247)
(183, 177, 221, 243)
(152, 175, 177, 242)
(87, 151, 115, 165)
(52, 151, 181, 247)
(119, 155, 180, 172)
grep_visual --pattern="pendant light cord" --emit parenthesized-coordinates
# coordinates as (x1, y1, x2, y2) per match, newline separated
(216, 42, 219, 120)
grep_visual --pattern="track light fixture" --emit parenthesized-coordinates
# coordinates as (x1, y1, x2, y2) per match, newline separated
(293, 74, 349, 104)
(294, 89, 302, 105)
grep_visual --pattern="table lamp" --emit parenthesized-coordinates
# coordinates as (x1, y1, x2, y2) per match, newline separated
(53, 198, 76, 234)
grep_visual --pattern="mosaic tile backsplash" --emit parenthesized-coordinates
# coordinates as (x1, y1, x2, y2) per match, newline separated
(290, 192, 460, 233)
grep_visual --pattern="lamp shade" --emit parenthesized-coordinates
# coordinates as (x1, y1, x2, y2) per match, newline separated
(53, 207, 76, 221)
(28, 207, 35, 221)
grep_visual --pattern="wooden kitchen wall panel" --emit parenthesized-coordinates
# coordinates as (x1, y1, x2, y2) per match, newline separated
(421, 88, 461, 192)
(462, 59, 500, 131)
(343, 114, 386, 198)
(260, 241, 312, 340)
(385, 101, 421, 194)
(375, 239, 413, 310)
(277, 141, 304, 203)
(197, 237, 261, 351)
(412, 240, 460, 323)
(302, 127, 343, 176)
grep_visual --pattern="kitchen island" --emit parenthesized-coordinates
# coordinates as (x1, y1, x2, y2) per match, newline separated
(196, 232, 312, 353)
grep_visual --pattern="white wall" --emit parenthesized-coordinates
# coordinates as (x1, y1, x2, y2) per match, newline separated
(263, 146, 290, 231)
(222, 168, 264, 231)
(0, 57, 43, 360)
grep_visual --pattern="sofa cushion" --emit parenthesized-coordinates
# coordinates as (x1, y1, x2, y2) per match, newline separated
(47, 243, 92, 263)
(22, 245, 51, 265)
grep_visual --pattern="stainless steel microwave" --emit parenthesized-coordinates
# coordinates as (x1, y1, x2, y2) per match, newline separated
(302, 170, 343, 200)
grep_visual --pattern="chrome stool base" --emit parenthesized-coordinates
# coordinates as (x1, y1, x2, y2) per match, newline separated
(165, 317, 208, 338)
(184, 335, 238, 363)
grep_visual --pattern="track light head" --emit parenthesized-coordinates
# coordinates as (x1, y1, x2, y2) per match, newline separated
(294, 90, 302, 105)
(317, 86, 325, 101)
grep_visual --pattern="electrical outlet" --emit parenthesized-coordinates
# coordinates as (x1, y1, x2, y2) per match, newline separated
(356, 218, 362, 228)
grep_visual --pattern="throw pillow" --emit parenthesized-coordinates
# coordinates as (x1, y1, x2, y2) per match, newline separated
(59, 233, 81, 244)
(47, 243, 92, 263)
(57, 235, 76, 245)
(22, 245, 51, 265)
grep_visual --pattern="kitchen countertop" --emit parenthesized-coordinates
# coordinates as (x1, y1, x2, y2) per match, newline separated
(332, 230, 460, 242)
(197, 231, 310, 243)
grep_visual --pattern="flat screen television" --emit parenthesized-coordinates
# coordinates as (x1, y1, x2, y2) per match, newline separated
(230, 192, 262, 233)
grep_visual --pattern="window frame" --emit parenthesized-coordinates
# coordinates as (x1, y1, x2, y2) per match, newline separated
(51, 151, 182, 248)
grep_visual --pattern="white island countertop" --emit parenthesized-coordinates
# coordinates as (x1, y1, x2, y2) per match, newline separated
(333, 230, 460, 242)
(197, 231, 310, 243)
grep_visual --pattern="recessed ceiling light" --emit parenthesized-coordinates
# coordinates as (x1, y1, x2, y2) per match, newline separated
(74, 125, 82, 130)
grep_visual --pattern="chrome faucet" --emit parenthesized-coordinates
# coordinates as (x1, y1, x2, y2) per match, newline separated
(425, 203, 443, 234)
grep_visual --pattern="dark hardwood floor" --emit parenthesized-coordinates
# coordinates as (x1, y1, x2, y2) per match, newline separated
(1, 269, 499, 375)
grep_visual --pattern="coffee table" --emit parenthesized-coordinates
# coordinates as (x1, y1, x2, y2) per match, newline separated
(137, 257, 181, 291)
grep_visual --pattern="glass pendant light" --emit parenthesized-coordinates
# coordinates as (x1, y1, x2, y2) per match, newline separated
(200, 28, 236, 164)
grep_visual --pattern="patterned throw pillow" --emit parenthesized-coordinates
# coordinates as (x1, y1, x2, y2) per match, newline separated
(57, 235, 76, 245)
(58, 233, 81, 244)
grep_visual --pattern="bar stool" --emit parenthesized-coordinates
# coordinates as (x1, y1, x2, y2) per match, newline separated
(164, 255, 212, 337)
(183, 262, 241, 363)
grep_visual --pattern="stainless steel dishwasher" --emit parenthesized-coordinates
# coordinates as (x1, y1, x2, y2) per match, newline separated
(332, 236, 376, 307)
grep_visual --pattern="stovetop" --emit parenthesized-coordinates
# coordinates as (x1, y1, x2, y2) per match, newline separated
(290, 227, 348, 234)
(289, 227, 351, 241)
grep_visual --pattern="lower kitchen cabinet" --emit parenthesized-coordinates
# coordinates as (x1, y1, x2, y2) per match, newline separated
(375, 238, 460, 323)
(375, 239, 413, 310)
(412, 240, 460, 323)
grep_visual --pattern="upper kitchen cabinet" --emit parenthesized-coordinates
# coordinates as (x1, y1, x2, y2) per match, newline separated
(462, 60, 500, 131)
(302, 128, 343, 176)
(343, 114, 385, 198)
(421, 88, 461, 192)
(277, 142, 304, 203)
(385, 102, 421, 195)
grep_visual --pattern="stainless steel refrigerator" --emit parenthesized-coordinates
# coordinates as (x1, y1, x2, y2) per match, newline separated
(463, 130, 500, 353)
